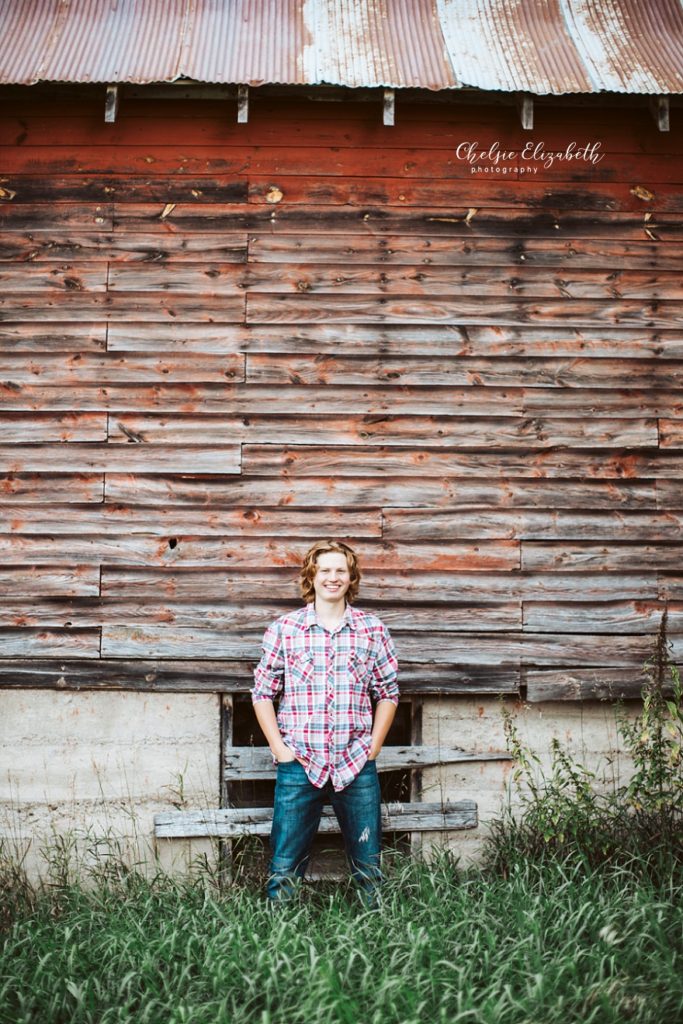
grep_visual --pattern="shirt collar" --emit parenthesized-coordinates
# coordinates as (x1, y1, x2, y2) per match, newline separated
(303, 602, 357, 632)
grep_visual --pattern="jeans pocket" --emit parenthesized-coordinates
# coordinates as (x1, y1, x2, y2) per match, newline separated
(276, 760, 304, 783)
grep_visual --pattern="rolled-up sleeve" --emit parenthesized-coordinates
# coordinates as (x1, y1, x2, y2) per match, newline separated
(369, 623, 399, 705)
(251, 619, 285, 703)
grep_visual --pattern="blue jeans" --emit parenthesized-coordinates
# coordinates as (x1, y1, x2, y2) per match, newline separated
(267, 759, 382, 905)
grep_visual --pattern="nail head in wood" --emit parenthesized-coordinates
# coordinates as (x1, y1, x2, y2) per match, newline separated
(105, 84, 119, 123)
(383, 88, 395, 126)
(237, 84, 249, 124)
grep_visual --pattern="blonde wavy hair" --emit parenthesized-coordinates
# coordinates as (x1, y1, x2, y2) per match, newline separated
(299, 540, 361, 605)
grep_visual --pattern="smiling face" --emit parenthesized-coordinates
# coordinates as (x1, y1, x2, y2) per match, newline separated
(312, 550, 352, 606)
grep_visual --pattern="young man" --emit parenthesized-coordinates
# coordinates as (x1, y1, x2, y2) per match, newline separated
(251, 539, 399, 905)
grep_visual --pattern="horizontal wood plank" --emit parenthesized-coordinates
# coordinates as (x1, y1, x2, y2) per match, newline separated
(522, 388, 683, 418)
(5, 232, 680, 271)
(0, 293, 246, 322)
(0, 537, 518, 570)
(0, 323, 106, 351)
(97, 625, 670, 666)
(241, 263, 683, 300)
(0, 444, 241, 474)
(100, 568, 658, 602)
(116, 416, 660, 449)
(1, 506, 382, 538)
(0, 628, 100, 657)
(246, 294, 683, 329)
(0, 599, 519, 632)
(0, 231, 248, 264)
(395, 665, 520, 693)
(103, 474, 657, 509)
(5, 109, 680, 152)
(154, 801, 479, 838)
(522, 542, 683, 571)
(0, 203, 114, 229)
(224, 745, 511, 779)
(247, 180, 683, 211)
(0, 474, 104, 503)
(0, 176, 248, 204)
(249, 234, 683, 270)
(114, 415, 662, 451)
(245, 353, 683, 389)
(107, 324, 250, 353)
(0, 413, 107, 441)
(105, 322, 683, 359)
(0, 263, 108, 293)
(4, 382, 679, 418)
(0, 353, 244, 384)
(108, 264, 246, 295)
(523, 600, 683, 633)
(383, 510, 683, 541)
(0, 383, 524, 415)
(10, 140, 679, 182)
(659, 575, 683, 599)
(0, 567, 100, 598)
(110, 204, 683, 239)
(0, 657, 519, 694)
(525, 668, 678, 702)
(317, 448, 681, 477)
(0, 658, 240, 690)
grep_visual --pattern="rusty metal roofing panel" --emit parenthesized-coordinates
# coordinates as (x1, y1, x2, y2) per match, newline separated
(183, 0, 308, 85)
(307, 0, 459, 90)
(0, 0, 681, 93)
(438, 0, 683, 94)
(559, 0, 683, 93)
(437, 0, 595, 93)
(0, 0, 189, 84)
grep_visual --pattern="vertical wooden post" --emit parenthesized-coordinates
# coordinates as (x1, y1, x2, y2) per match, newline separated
(383, 88, 395, 126)
(104, 85, 119, 123)
(409, 697, 423, 855)
(650, 95, 670, 132)
(219, 694, 234, 884)
(237, 85, 249, 123)
(517, 93, 533, 130)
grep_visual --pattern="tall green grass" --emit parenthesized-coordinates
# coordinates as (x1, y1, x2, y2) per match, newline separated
(1, 851, 681, 1024)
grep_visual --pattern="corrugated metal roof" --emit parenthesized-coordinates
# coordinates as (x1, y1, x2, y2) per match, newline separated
(0, 0, 681, 94)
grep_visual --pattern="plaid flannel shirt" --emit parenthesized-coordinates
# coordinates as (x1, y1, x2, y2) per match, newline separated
(252, 603, 399, 791)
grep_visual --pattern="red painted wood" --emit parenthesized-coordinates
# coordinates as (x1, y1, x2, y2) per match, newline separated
(0, 88, 680, 691)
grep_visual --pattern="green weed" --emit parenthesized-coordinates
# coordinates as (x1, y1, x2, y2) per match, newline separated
(486, 611, 683, 877)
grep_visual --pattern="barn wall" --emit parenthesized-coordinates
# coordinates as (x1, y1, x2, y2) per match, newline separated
(0, 86, 681, 869)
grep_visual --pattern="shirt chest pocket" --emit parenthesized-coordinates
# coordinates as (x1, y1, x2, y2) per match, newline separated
(287, 649, 316, 690)
(349, 649, 374, 688)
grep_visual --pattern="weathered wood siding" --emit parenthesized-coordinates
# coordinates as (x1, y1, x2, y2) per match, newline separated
(1, 88, 682, 701)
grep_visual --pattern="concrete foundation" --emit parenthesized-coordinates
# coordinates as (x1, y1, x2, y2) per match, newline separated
(0, 689, 642, 880)
(421, 696, 640, 865)
(0, 690, 220, 883)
